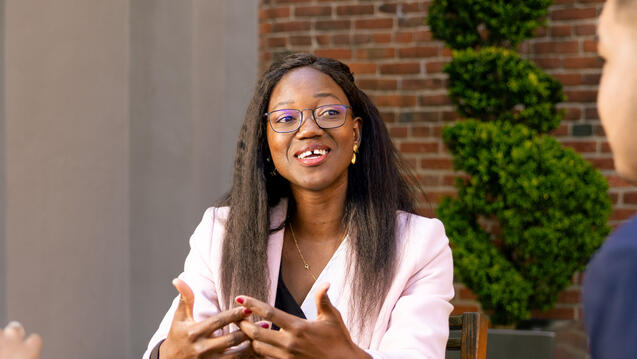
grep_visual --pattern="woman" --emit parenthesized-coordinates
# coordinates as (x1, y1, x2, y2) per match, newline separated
(143, 54, 454, 359)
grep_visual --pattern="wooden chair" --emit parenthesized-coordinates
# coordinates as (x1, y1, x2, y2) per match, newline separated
(447, 312, 489, 359)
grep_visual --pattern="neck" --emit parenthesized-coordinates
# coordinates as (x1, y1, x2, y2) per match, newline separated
(288, 178, 348, 242)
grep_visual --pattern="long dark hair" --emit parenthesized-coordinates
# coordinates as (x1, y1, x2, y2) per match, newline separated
(220, 53, 420, 329)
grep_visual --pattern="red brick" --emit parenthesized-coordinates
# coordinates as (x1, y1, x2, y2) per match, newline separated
(551, 8, 598, 21)
(398, 16, 427, 28)
(389, 126, 408, 138)
(314, 48, 352, 59)
(315, 34, 330, 46)
(272, 21, 311, 33)
(534, 27, 548, 37)
(533, 57, 562, 69)
(611, 193, 620, 205)
(576, 24, 597, 36)
(267, 36, 287, 47)
(611, 209, 636, 221)
(607, 175, 633, 187)
(402, 2, 427, 13)
(331, 34, 351, 45)
(402, 78, 446, 91)
(260, 7, 290, 20)
(425, 61, 447, 73)
(260, 23, 272, 34)
(356, 78, 397, 91)
(380, 62, 421, 74)
(586, 157, 615, 170)
(417, 175, 441, 186)
(348, 62, 377, 74)
(355, 18, 393, 29)
(427, 191, 457, 202)
(585, 107, 600, 120)
(557, 290, 581, 304)
(564, 90, 597, 102)
(400, 142, 439, 153)
(380, 111, 396, 123)
(582, 73, 601, 85)
(378, 3, 397, 13)
(399, 46, 439, 58)
(355, 48, 395, 59)
(421, 158, 453, 170)
(400, 111, 440, 122)
(550, 25, 572, 37)
(564, 56, 604, 69)
(562, 141, 597, 153)
(583, 39, 598, 52)
(289, 35, 312, 46)
(352, 34, 373, 45)
(441, 47, 453, 57)
(375, 95, 418, 107)
(420, 94, 451, 106)
(315, 20, 350, 31)
(336, 4, 374, 16)
(601, 141, 611, 153)
(395, 32, 414, 43)
(534, 40, 579, 54)
(442, 111, 460, 121)
(551, 124, 570, 136)
(624, 192, 637, 204)
(365, 33, 388, 44)
(411, 125, 431, 137)
(414, 30, 433, 42)
(553, 73, 582, 86)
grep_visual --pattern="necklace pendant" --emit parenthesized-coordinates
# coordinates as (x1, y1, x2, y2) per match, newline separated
(304, 264, 310, 270)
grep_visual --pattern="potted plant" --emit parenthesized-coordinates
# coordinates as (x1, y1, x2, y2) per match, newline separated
(427, 1, 612, 358)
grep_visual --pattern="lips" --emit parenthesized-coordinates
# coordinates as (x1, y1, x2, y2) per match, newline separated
(294, 144, 331, 166)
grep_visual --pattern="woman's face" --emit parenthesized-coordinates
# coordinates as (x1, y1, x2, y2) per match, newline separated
(266, 67, 362, 193)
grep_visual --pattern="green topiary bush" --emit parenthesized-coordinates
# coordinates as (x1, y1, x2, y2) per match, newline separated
(428, 0, 612, 325)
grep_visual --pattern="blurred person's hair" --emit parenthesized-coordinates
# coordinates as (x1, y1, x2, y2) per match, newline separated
(219, 53, 422, 330)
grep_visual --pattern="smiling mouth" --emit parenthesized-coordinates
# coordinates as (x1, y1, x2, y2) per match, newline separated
(296, 148, 330, 159)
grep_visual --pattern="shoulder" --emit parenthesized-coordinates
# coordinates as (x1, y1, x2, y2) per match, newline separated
(586, 215, 637, 276)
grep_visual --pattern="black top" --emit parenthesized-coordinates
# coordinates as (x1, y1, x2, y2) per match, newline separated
(149, 268, 305, 358)
(273, 268, 307, 330)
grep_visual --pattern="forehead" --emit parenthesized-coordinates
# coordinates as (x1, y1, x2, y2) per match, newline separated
(268, 67, 348, 109)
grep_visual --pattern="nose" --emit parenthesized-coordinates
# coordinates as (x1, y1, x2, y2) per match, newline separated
(296, 109, 323, 138)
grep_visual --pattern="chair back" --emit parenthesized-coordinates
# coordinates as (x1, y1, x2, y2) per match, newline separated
(447, 312, 488, 359)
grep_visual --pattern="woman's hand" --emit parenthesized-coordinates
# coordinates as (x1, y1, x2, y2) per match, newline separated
(159, 278, 254, 359)
(0, 321, 42, 359)
(236, 283, 371, 359)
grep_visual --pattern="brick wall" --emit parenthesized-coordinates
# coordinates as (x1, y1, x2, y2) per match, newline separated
(259, 0, 636, 357)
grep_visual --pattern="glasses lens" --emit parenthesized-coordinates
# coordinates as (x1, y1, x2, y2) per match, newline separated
(269, 109, 301, 132)
(315, 104, 348, 129)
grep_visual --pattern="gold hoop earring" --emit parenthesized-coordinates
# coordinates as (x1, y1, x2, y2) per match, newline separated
(351, 144, 359, 165)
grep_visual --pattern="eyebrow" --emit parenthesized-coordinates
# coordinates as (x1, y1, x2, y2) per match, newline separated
(271, 92, 344, 110)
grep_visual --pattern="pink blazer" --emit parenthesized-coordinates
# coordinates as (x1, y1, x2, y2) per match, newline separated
(143, 200, 454, 359)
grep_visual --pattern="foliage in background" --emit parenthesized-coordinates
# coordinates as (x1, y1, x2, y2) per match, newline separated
(428, 0, 612, 324)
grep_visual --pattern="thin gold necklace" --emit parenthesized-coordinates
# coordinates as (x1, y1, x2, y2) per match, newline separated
(288, 223, 348, 281)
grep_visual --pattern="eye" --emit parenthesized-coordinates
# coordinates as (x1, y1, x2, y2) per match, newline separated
(275, 115, 296, 124)
(318, 108, 342, 117)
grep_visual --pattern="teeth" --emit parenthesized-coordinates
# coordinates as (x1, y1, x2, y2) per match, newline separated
(298, 149, 328, 159)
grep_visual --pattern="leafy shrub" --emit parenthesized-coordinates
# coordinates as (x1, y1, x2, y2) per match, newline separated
(445, 48, 564, 133)
(428, 0, 612, 325)
(427, 0, 553, 49)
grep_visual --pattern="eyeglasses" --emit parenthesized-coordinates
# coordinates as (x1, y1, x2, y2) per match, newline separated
(264, 104, 352, 133)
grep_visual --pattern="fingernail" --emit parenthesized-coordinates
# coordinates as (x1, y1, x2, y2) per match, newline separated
(6, 321, 22, 329)
(260, 323, 270, 329)
(236, 297, 244, 304)
(243, 308, 252, 315)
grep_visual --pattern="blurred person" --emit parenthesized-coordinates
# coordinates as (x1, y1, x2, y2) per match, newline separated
(583, 0, 637, 358)
(0, 322, 42, 359)
(143, 54, 454, 359)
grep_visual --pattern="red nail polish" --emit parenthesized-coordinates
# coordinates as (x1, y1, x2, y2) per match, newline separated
(261, 323, 270, 329)
(243, 308, 252, 315)
(236, 297, 244, 304)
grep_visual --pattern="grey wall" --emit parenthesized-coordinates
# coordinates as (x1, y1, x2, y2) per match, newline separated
(0, 0, 5, 328)
(129, 1, 257, 356)
(1, 0, 257, 358)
